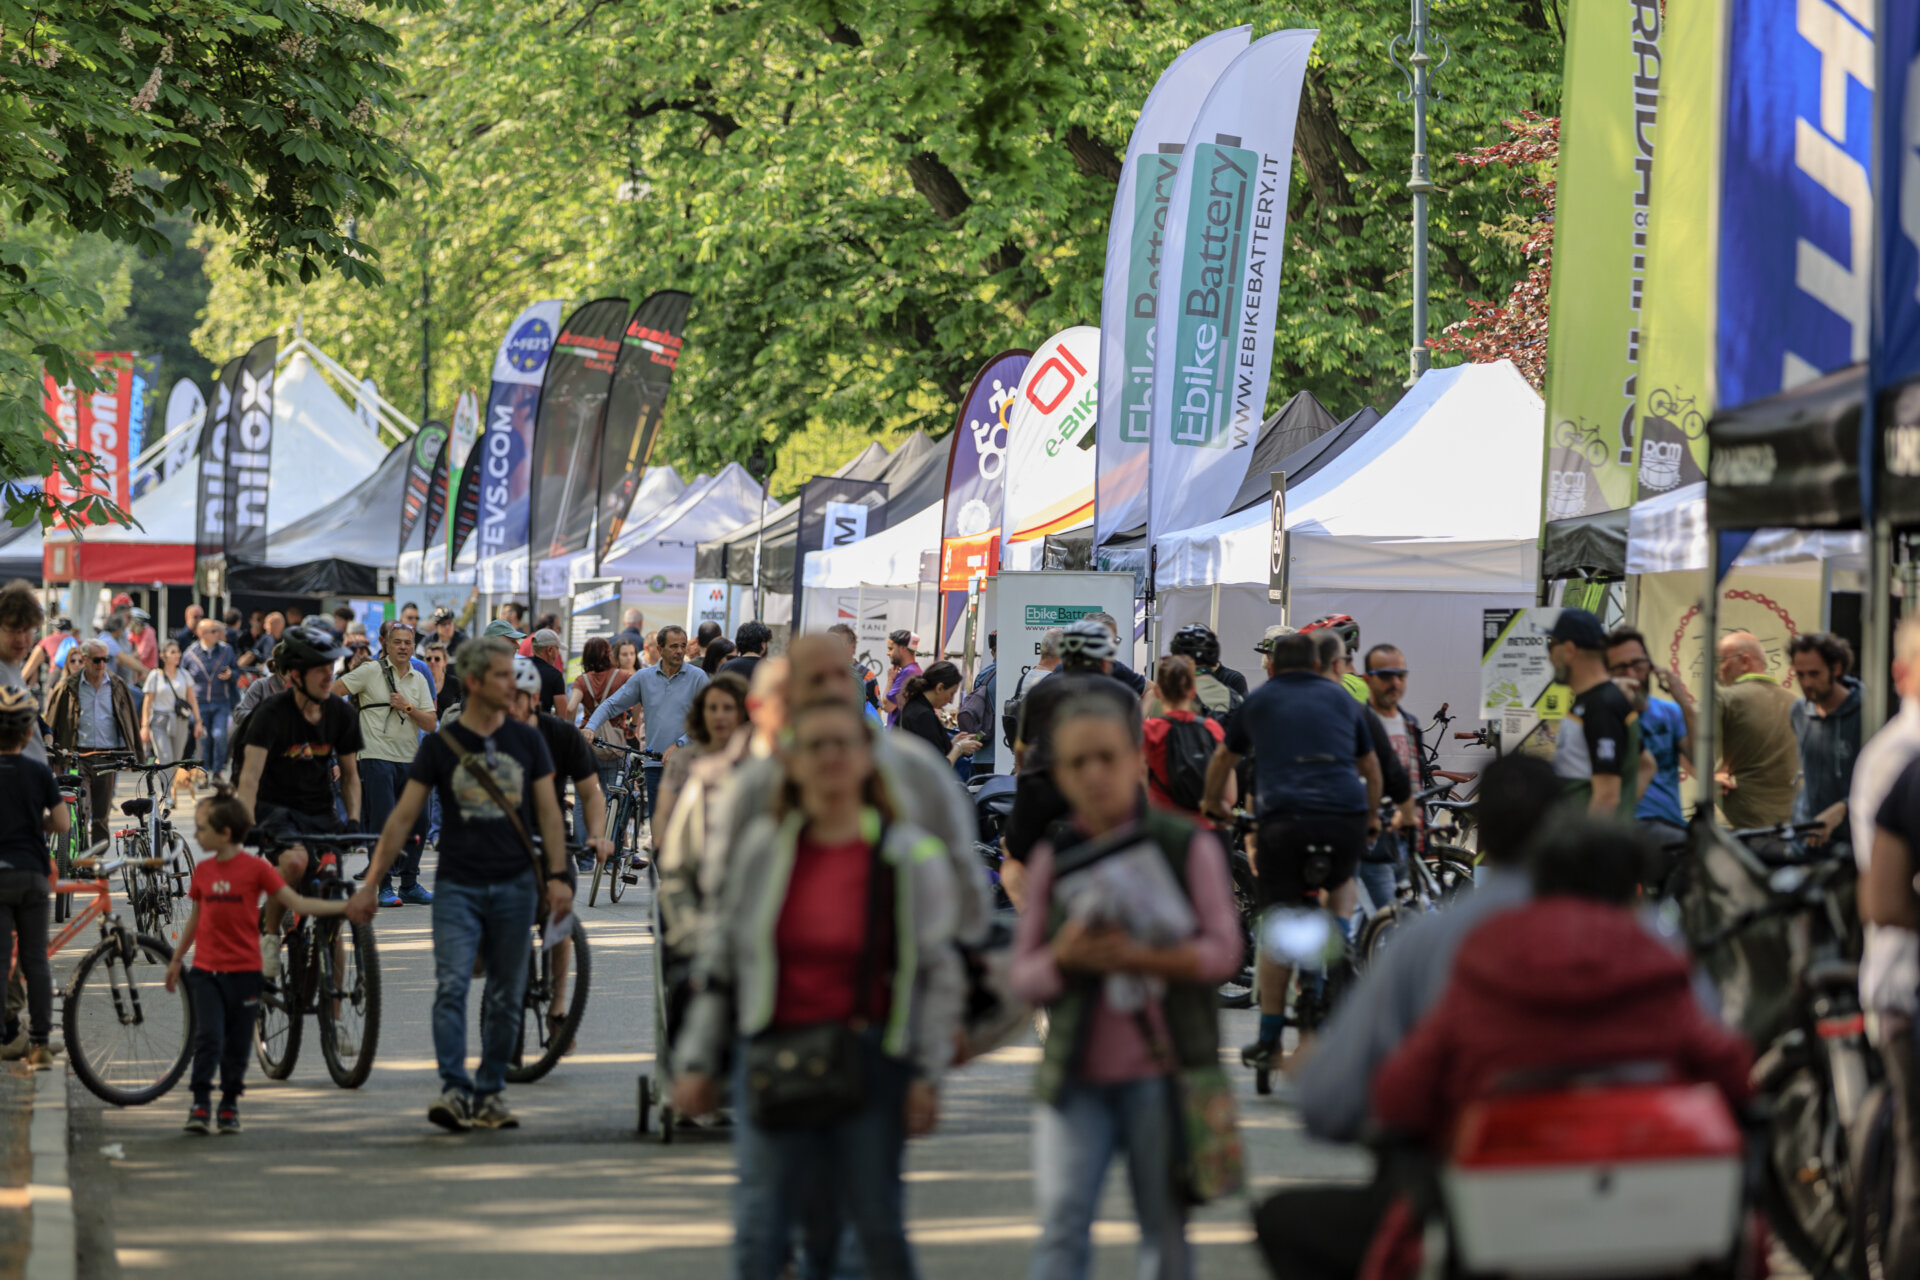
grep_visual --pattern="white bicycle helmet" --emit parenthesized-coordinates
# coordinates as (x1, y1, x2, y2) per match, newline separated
(1057, 619, 1118, 667)
(511, 654, 543, 696)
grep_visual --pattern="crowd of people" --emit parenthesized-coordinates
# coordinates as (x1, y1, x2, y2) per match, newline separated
(5, 578, 1920, 1278)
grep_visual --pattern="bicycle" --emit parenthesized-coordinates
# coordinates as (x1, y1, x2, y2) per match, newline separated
(113, 757, 200, 938)
(1356, 789, 1478, 965)
(47, 844, 195, 1106)
(47, 747, 138, 923)
(588, 741, 655, 907)
(251, 828, 384, 1089)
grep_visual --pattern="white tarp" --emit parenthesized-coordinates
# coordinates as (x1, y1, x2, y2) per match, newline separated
(48, 351, 387, 551)
(1625, 480, 1867, 575)
(532, 464, 687, 597)
(1156, 361, 1545, 593)
(802, 502, 943, 590)
(582, 463, 771, 627)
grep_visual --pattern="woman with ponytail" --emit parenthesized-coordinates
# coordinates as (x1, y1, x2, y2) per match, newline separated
(896, 661, 980, 768)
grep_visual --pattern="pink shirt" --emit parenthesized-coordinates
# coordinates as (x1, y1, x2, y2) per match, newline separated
(1010, 821, 1243, 1083)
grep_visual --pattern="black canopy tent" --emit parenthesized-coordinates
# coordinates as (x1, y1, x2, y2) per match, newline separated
(224, 440, 411, 596)
(693, 441, 890, 587)
(1540, 506, 1630, 582)
(1707, 363, 1863, 536)
(1222, 391, 1339, 513)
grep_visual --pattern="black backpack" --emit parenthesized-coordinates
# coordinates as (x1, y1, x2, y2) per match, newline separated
(1152, 716, 1217, 812)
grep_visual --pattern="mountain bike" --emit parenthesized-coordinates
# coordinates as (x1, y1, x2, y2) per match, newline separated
(48, 748, 137, 923)
(49, 845, 194, 1106)
(252, 829, 384, 1089)
(113, 757, 199, 937)
(588, 742, 653, 906)
(1356, 786, 1478, 964)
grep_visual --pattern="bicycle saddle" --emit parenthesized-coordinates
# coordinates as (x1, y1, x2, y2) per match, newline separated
(121, 798, 154, 817)
(1432, 769, 1478, 784)
(55, 772, 84, 788)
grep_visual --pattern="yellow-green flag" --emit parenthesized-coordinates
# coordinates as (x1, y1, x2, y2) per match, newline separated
(1632, 0, 1723, 498)
(1542, 0, 1663, 522)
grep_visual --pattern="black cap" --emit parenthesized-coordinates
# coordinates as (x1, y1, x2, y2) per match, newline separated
(1547, 608, 1607, 650)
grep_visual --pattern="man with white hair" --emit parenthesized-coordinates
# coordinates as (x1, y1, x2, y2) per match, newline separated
(1855, 618, 1920, 1275)
(47, 639, 138, 846)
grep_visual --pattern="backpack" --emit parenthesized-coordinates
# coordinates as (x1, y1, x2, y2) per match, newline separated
(1193, 670, 1244, 732)
(956, 667, 995, 739)
(1152, 715, 1218, 812)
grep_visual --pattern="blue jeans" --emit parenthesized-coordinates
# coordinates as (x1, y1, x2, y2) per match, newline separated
(643, 762, 663, 820)
(361, 758, 425, 891)
(1031, 1077, 1189, 1280)
(575, 761, 623, 848)
(430, 873, 537, 1097)
(199, 702, 231, 777)
(1357, 830, 1404, 916)
(732, 1031, 919, 1280)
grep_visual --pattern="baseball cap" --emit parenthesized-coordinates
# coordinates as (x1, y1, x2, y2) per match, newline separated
(1547, 608, 1607, 651)
(1253, 624, 1298, 654)
(431, 606, 456, 624)
(531, 628, 562, 650)
(482, 619, 525, 641)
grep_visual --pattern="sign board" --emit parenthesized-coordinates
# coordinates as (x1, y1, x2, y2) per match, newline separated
(989, 570, 1137, 775)
(566, 578, 622, 680)
(821, 500, 870, 549)
(689, 580, 730, 632)
(1268, 470, 1288, 606)
(1480, 607, 1571, 720)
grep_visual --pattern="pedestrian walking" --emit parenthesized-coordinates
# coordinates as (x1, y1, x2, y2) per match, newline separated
(333, 620, 436, 907)
(164, 787, 351, 1133)
(140, 639, 201, 796)
(567, 636, 633, 840)
(1011, 694, 1244, 1280)
(0, 685, 65, 1070)
(46, 640, 139, 847)
(672, 695, 963, 1280)
(182, 618, 240, 782)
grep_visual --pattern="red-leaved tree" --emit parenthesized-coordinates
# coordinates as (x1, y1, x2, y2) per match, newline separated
(1430, 112, 1558, 388)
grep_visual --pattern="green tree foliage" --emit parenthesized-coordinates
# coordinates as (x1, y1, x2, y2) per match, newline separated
(197, 0, 1563, 499)
(108, 214, 215, 396)
(0, 0, 421, 526)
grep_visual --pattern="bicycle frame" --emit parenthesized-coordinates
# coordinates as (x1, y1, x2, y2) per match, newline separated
(45, 876, 113, 956)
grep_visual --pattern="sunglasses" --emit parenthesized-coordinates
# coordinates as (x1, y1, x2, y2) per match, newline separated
(1366, 667, 1408, 678)
(87, 656, 108, 665)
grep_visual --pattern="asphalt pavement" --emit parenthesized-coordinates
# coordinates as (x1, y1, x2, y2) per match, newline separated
(54, 820, 1367, 1280)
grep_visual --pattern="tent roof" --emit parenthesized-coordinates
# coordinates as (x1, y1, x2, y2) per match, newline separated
(1542, 505, 1629, 581)
(803, 501, 942, 589)
(1707, 361, 1862, 532)
(530, 465, 688, 595)
(1159, 361, 1544, 592)
(1223, 391, 1340, 513)
(692, 440, 892, 580)
(1626, 481, 1865, 575)
(226, 439, 412, 595)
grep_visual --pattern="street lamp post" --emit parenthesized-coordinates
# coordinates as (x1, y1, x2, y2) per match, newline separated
(1392, 0, 1448, 387)
(747, 445, 771, 619)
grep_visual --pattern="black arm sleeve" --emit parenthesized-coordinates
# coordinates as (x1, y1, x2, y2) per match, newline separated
(1581, 687, 1631, 777)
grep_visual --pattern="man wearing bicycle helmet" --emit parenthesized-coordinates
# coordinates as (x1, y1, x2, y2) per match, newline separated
(236, 628, 365, 977)
(1301, 614, 1369, 704)
(999, 619, 1142, 906)
(0, 684, 65, 1069)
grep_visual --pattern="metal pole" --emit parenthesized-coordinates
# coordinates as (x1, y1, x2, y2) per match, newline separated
(1864, 517, 1894, 732)
(749, 470, 770, 620)
(1402, 0, 1441, 387)
(420, 257, 432, 426)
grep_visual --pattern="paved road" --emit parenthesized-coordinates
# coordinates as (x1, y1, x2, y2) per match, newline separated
(58, 827, 1366, 1280)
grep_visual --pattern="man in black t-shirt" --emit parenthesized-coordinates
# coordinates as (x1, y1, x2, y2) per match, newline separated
(1869, 755, 1920, 1277)
(349, 636, 573, 1132)
(1546, 609, 1635, 820)
(236, 630, 364, 977)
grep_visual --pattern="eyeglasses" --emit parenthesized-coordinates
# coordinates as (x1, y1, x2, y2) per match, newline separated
(1608, 657, 1653, 676)
(87, 656, 107, 665)
(1366, 668, 1408, 679)
(426, 653, 446, 661)
(794, 734, 863, 757)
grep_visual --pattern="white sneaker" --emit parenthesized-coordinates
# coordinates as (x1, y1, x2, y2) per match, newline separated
(262, 935, 282, 979)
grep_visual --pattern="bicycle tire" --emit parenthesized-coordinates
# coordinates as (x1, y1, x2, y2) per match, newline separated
(607, 851, 628, 904)
(255, 929, 306, 1080)
(1763, 1062, 1855, 1280)
(1851, 1081, 1896, 1280)
(64, 931, 192, 1106)
(588, 855, 607, 907)
(1424, 847, 1477, 904)
(1219, 855, 1257, 1009)
(317, 919, 382, 1089)
(506, 917, 591, 1084)
(1359, 906, 1406, 965)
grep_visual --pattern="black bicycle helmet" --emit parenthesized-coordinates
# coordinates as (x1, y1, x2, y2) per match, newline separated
(1169, 623, 1221, 668)
(274, 628, 346, 674)
(0, 684, 34, 730)
(1057, 619, 1117, 668)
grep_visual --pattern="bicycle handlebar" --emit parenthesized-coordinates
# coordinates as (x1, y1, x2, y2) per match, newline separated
(249, 830, 383, 852)
(597, 741, 662, 759)
(126, 757, 201, 774)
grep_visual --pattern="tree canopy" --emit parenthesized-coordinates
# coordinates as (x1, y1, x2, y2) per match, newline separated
(194, 0, 1563, 499)
(1, 0, 422, 526)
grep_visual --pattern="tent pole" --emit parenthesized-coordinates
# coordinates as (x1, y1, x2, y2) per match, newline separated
(1862, 518, 1894, 736)
(1208, 582, 1221, 634)
(1693, 569, 1718, 819)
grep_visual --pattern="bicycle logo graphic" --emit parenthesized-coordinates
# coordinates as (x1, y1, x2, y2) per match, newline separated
(1552, 417, 1608, 468)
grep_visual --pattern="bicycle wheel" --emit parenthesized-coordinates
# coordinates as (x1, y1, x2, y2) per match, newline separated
(63, 930, 192, 1106)
(587, 855, 607, 907)
(1765, 1061, 1854, 1279)
(1852, 1081, 1896, 1280)
(607, 849, 628, 904)
(255, 928, 306, 1079)
(1218, 854, 1256, 1009)
(1358, 906, 1406, 964)
(505, 916, 590, 1084)
(317, 918, 382, 1089)
(1425, 845, 1477, 904)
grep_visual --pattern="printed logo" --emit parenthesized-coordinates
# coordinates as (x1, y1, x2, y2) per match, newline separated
(506, 318, 554, 374)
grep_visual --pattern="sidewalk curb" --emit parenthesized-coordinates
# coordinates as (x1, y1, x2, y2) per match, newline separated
(24, 1065, 74, 1280)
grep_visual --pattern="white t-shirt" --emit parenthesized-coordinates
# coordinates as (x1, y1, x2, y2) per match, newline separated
(1373, 707, 1414, 780)
(142, 668, 192, 720)
(1016, 666, 1053, 698)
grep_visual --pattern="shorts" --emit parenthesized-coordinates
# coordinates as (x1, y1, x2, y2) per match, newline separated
(253, 805, 346, 887)
(1002, 771, 1070, 865)
(1254, 812, 1368, 908)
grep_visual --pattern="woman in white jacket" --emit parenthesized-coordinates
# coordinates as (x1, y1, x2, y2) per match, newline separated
(673, 695, 962, 1280)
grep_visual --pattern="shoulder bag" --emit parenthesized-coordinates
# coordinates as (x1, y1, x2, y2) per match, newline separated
(435, 725, 551, 914)
(579, 670, 628, 763)
(1136, 1010, 1245, 1206)
(743, 824, 893, 1131)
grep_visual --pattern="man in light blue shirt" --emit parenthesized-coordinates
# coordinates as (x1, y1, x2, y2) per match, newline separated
(1605, 627, 1695, 850)
(584, 624, 708, 819)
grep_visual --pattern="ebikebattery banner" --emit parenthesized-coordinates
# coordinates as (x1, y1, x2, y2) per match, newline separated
(1146, 28, 1317, 546)
(1093, 26, 1250, 545)
(195, 356, 242, 556)
(1633, 0, 1721, 498)
(398, 420, 449, 553)
(527, 296, 630, 563)
(596, 290, 691, 565)
(937, 349, 1029, 647)
(471, 300, 562, 565)
(222, 337, 277, 563)
(41, 352, 134, 528)
(1001, 327, 1100, 571)
(1715, 0, 1869, 412)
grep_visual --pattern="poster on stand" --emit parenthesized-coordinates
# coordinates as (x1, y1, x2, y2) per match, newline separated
(989, 571, 1137, 774)
(1480, 607, 1568, 720)
(566, 578, 622, 679)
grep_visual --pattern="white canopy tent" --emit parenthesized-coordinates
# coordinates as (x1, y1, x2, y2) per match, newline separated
(1626, 480, 1867, 576)
(573, 462, 772, 630)
(528, 465, 688, 598)
(1153, 361, 1544, 768)
(795, 502, 943, 639)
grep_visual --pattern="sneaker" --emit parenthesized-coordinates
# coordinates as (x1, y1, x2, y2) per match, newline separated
(398, 884, 435, 906)
(25, 1043, 53, 1071)
(183, 1103, 212, 1135)
(378, 887, 402, 908)
(0, 1019, 25, 1061)
(1240, 1038, 1279, 1071)
(261, 935, 282, 980)
(216, 1104, 242, 1135)
(427, 1087, 473, 1132)
(352, 868, 367, 882)
(470, 1093, 519, 1130)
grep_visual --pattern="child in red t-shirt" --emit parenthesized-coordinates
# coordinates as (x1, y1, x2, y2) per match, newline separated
(164, 787, 347, 1134)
